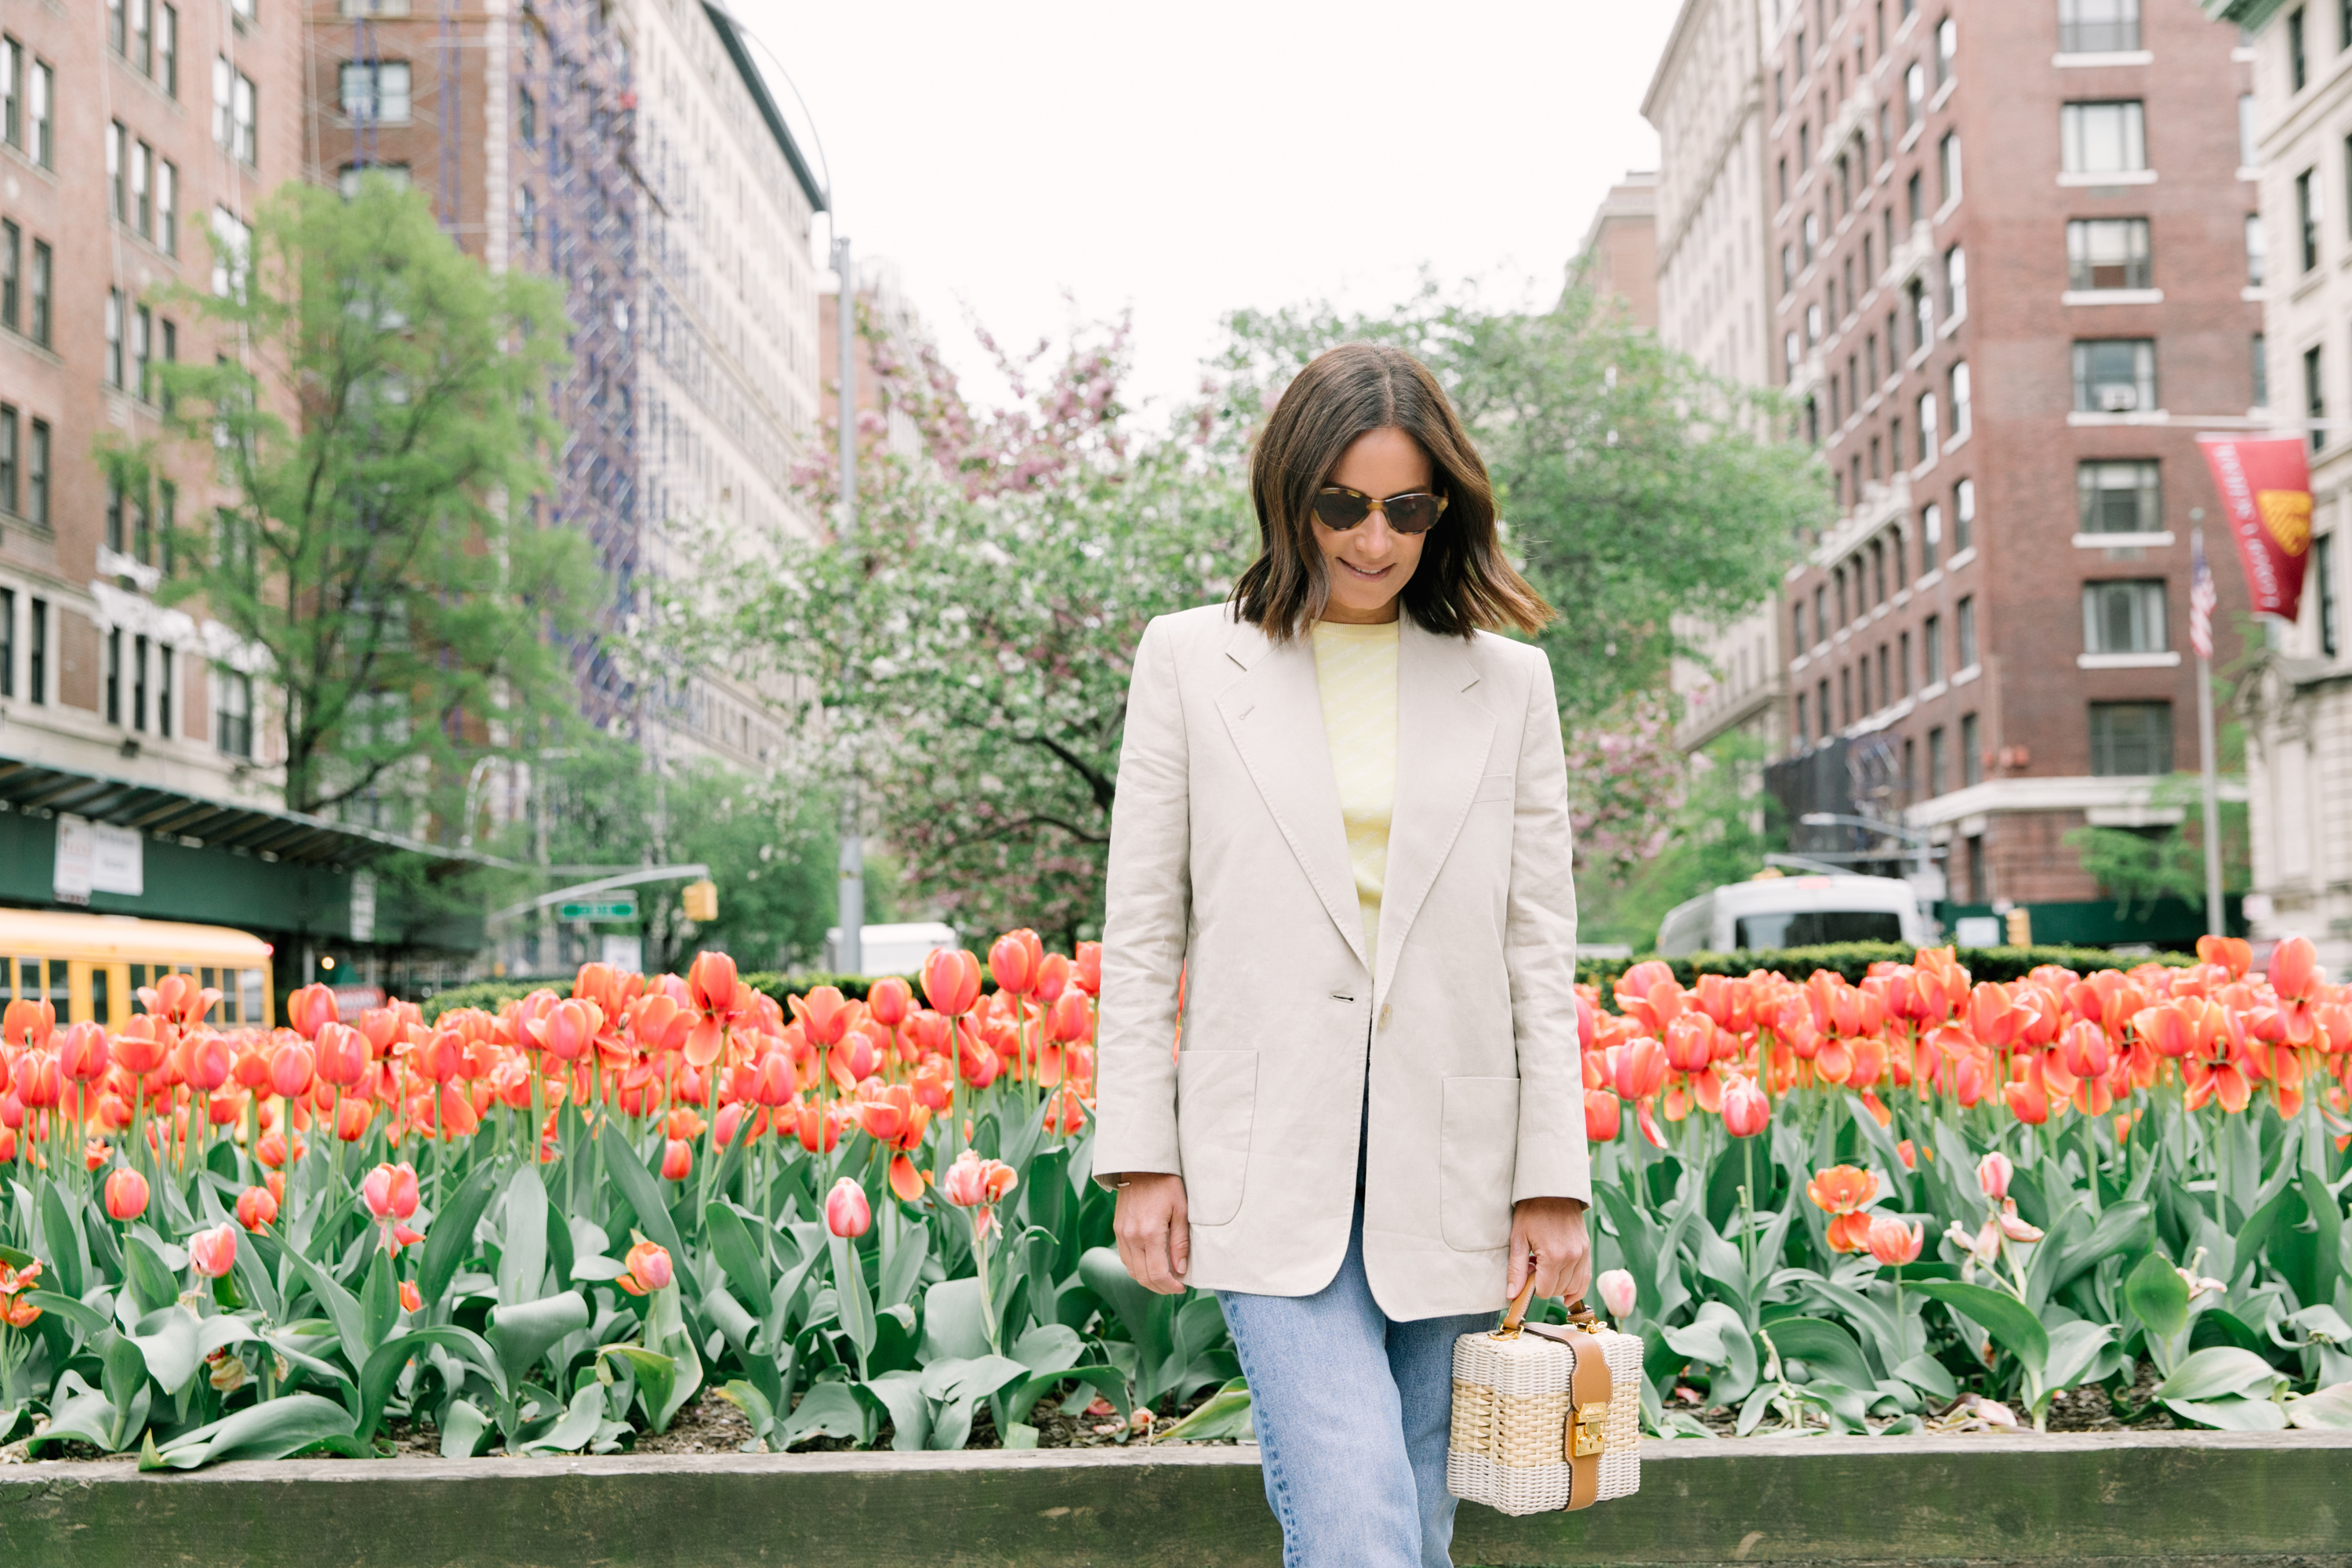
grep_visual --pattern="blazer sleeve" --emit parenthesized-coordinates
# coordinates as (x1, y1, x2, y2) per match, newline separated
(1091, 614, 1192, 1185)
(1504, 650, 1592, 1207)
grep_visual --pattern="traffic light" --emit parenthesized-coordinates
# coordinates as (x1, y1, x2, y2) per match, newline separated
(681, 880, 718, 924)
(2003, 906, 2032, 948)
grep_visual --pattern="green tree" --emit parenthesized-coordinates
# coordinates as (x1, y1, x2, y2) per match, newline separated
(1213, 277, 1829, 729)
(2063, 773, 2250, 920)
(1578, 731, 1790, 949)
(150, 175, 597, 817)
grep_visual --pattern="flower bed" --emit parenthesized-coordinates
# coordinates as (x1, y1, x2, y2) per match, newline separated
(0, 936, 2346, 1470)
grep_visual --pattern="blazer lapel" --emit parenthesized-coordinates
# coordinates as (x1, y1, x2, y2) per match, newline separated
(1375, 621, 1496, 1004)
(1214, 619, 1370, 975)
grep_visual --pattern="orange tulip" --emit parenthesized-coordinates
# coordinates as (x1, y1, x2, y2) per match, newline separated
(103, 1167, 150, 1221)
(399, 1281, 423, 1314)
(2270, 935, 2320, 1001)
(887, 1153, 925, 1203)
(1043, 1086, 1088, 1137)
(57, 1021, 110, 1082)
(1073, 942, 1103, 997)
(989, 930, 1045, 997)
(920, 948, 983, 1016)
(1865, 1215, 1924, 1266)
(867, 975, 913, 1029)
(2, 997, 56, 1051)
(1613, 1038, 1668, 1101)
(2197, 935, 2253, 980)
(615, 1240, 673, 1296)
(790, 985, 852, 1049)
(286, 983, 339, 1040)
(1806, 1164, 1876, 1216)
(236, 1184, 279, 1232)
(1824, 1210, 1876, 1254)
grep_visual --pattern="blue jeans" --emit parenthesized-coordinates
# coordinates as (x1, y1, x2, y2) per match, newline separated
(1218, 1201, 1491, 1568)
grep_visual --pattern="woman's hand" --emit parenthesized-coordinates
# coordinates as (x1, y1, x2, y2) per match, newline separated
(1112, 1173, 1191, 1294)
(1506, 1196, 1592, 1304)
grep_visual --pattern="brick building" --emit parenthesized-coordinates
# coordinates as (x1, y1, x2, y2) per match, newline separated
(0, 0, 484, 986)
(1576, 170, 1661, 328)
(1759, 0, 2259, 944)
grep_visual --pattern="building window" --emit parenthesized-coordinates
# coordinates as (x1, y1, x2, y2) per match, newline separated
(211, 209, 253, 299)
(1957, 594, 1978, 668)
(106, 630, 122, 726)
(132, 634, 149, 731)
(338, 162, 412, 198)
(2067, 217, 2151, 291)
(1916, 391, 1939, 465)
(133, 305, 152, 400)
(2291, 5, 2309, 91)
(158, 159, 179, 256)
(1796, 691, 1809, 742)
(2084, 579, 2168, 652)
(28, 597, 45, 702)
(158, 3, 176, 96)
(339, 61, 412, 124)
(1938, 130, 1962, 206)
(0, 37, 16, 151)
(1929, 725, 1949, 793)
(1907, 276, 1931, 353)
(29, 239, 49, 346)
(1925, 612, 1944, 681)
(1936, 15, 1957, 81)
(2077, 460, 2160, 535)
(129, 140, 151, 235)
(1949, 361, 1971, 438)
(216, 670, 254, 757)
(1793, 601, 1808, 652)
(517, 85, 535, 143)
(2060, 100, 2147, 174)
(0, 586, 11, 698)
(2060, 0, 2139, 53)
(0, 220, 14, 331)
(108, 122, 126, 223)
(1806, 302, 1824, 348)
(234, 71, 256, 164)
(106, 290, 125, 389)
(30, 59, 50, 169)
(27, 419, 46, 527)
(1961, 712, 1983, 785)
(1954, 479, 1976, 553)
(1920, 501, 1941, 573)
(2298, 169, 2322, 270)
(2318, 532, 2339, 657)
(2308, 343, 2327, 451)
(1818, 677, 1831, 738)
(2074, 338, 2156, 412)
(1900, 630, 1914, 696)
(1904, 60, 1924, 127)
(0, 403, 13, 513)
(1944, 245, 1967, 318)
(517, 184, 538, 251)
(2253, 333, 2270, 408)
(2246, 213, 2267, 287)
(2090, 701, 2172, 775)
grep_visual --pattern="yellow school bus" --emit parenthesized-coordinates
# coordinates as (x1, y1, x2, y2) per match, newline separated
(0, 909, 275, 1029)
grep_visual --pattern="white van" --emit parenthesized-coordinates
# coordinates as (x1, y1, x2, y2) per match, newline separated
(1654, 874, 1929, 956)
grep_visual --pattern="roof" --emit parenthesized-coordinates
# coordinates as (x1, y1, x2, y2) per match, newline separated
(2203, 0, 2288, 29)
(0, 907, 274, 964)
(701, 2, 828, 214)
(0, 759, 514, 873)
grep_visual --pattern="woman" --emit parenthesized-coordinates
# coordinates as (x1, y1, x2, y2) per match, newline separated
(1094, 342, 1592, 1567)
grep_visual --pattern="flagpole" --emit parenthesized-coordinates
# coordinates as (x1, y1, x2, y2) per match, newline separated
(2192, 525, 2226, 940)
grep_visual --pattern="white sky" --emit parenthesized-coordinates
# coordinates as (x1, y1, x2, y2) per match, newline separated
(735, 1, 1679, 421)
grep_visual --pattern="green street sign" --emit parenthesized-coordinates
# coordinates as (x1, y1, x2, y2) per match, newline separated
(558, 897, 637, 922)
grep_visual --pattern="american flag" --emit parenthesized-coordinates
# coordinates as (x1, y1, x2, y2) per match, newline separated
(2190, 532, 2217, 662)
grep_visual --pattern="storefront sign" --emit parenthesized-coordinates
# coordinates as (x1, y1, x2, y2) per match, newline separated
(53, 815, 144, 903)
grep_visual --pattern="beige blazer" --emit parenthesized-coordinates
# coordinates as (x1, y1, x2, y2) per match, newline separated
(1094, 602, 1589, 1320)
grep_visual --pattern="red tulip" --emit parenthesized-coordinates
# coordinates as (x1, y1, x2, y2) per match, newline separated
(888, 1153, 924, 1203)
(189, 1221, 239, 1278)
(1613, 1037, 1668, 1101)
(2198, 935, 2253, 979)
(1045, 989, 1093, 1045)
(688, 950, 741, 1017)
(335, 1094, 375, 1142)
(790, 985, 851, 1049)
(944, 1149, 1018, 1210)
(2, 997, 55, 1050)
(236, 1184, 279, 1232)
(2270, 935, 2320, 1001)
(399, 1281, 423, 1314)
(268, 1040, 315, 1100)
(1073, 942, 1103, 997)
(921, 948, 983, 1016)
(113, 1019, 169, 1077)
(102, 1167, 149, 1221)
(1043, 1086, 1088, 1137)
(826, 1177, 872, 1239)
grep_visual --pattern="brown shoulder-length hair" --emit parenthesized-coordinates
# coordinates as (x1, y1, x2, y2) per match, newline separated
(1231, 343, 1553, 641)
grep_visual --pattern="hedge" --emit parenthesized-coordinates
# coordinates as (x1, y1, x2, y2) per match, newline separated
(1574, 941, 2194, 999)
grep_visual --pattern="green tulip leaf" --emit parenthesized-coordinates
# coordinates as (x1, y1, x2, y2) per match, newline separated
(418, 1161, 501, 1311)
(140, 1393, 357, 1470)
(486, 1291, 591, 1388)
(2124, 1250, 2190, 1345)
(2151, 1346, 2286, 1403)
(1915, 1281, 2049, 1378)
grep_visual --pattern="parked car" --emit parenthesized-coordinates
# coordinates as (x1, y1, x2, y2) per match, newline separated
(1654, 873, 1929, 956)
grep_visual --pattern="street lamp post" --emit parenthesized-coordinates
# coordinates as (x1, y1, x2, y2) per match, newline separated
(832, 234, 862, 976)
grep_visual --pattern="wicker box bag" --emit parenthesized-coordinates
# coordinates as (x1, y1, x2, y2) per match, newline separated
(1446, 1283, 1641, 1515)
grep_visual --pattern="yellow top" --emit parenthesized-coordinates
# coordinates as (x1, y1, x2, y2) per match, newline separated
(1310, 618, 1399, 978)
(0, 909, 274, 965)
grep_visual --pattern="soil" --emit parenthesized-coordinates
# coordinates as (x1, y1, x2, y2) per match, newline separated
(1672, 1356, 2182, 1436)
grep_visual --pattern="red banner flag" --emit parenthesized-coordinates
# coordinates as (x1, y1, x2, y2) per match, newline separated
(2196, 434, 2312, 622)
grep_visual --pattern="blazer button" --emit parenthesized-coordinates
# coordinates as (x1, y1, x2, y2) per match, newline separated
(1378, 1003, 1393, 1029)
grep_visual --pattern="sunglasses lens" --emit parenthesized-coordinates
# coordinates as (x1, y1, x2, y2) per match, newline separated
(1313, 490, 1372, 530)
(1386, 495, 1440, 534)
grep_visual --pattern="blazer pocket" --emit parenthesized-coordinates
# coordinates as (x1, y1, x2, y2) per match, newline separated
(1175, 1049, 1258, 1226)
(1473, 773, 1515, 804)
(1439, 1076, 1521, 1251)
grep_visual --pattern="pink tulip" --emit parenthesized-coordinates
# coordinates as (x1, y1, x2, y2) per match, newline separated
(361, 1162, 419, 1221)
(1866, 1215, 1925, 1266)
(661, 1138, 693, 1181)
(1595, 1268, 1638, 1320)
(1722, 1074, 1771, 1138)
(1996, 1199, 2044, 1244)
(1976, 1150, 2013, 1201)
(268, 1040, 316, 1099)
(826, 1177, 872, 1239)
(189, 1222, 239, 1279)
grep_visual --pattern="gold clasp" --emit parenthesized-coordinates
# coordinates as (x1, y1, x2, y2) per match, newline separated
(1570, 1402, 1610, 1457)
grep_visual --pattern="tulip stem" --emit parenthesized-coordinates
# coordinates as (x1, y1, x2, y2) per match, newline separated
(1739, 1137, 1756, 1282)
